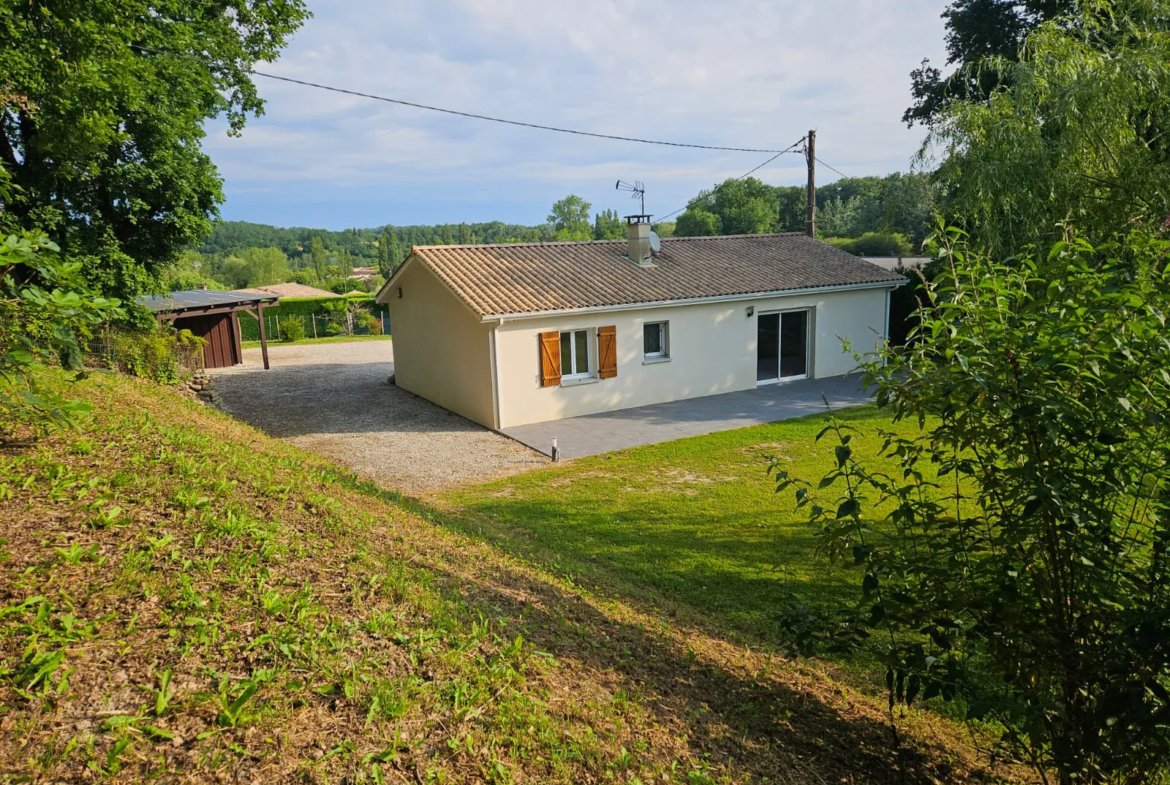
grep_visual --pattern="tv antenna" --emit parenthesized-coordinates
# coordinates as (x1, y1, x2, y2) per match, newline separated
(616, 180, 646, 215)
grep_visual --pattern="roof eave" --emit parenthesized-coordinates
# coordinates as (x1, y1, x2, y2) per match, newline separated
(479, 278, 906, 323)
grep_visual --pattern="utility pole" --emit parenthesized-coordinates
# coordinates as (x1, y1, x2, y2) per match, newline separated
(806, 129, 817, 238)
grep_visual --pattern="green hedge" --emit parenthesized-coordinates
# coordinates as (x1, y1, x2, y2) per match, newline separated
(238, 294, 390, 341)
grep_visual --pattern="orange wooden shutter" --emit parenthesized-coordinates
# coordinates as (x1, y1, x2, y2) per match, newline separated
(598, 325, 617, 379)
(539, 331, 561, 387)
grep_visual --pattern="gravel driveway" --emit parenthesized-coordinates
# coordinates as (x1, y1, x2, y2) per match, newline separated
(211, 340, 547, 494)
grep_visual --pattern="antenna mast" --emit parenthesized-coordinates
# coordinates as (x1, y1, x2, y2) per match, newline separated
(616, 180, 646, 215)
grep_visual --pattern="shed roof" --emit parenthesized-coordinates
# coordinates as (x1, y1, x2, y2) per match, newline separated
(381, 233, 905, 319)
(138, 290, 277, 315)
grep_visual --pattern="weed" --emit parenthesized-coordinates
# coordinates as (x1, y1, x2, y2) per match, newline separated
(216, 678, 258, 727)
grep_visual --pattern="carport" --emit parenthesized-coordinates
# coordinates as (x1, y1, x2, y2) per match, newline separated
(138, 290, 280, 370)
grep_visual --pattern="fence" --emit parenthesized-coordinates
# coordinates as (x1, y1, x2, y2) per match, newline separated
(238, 309, 391, 342)
(84, 326, 205, 382)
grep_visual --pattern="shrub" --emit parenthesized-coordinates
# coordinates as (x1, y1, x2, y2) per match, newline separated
(775, 225, 1170, 783)
(355, 311, 381, 335)
(0, 232, 122, 438)
(101, 327, 203, 385)
(279, 317, 305, 342)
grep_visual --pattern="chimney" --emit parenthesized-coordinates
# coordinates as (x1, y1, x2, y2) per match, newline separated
(626, 215, 653, 267)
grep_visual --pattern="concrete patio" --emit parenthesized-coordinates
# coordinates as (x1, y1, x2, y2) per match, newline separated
(502, 374, 871, 459)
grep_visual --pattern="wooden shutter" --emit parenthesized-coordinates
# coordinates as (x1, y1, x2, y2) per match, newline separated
(598, 325, 617, 379)
(539, 331, 561, 387)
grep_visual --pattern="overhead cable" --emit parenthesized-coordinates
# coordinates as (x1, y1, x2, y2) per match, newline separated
(131, 44, 801, 154)
(656, 142, 804, 222)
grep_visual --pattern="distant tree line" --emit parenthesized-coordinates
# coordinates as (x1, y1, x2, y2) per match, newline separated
(674, 172, 936, 253)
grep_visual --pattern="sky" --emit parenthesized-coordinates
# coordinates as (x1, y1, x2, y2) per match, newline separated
(205, 0, 950, 231)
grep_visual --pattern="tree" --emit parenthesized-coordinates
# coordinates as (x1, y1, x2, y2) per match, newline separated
(817, 197, 864, 238)
(777, 225, 1170, 784)
(904, 0, 1075, 126)
(310, 237, 327, 284)
(548, 195, 593, 241)
(335, 247, 353, 282)
(674, 209, 722, 237)
(593, 209, 624, 240)
(0, 0, 309, 298)
(929, 1, 1170, 256)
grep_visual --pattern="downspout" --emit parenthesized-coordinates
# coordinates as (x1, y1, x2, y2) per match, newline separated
(884, 289, 891, 343)
(489, 318, 503, 430)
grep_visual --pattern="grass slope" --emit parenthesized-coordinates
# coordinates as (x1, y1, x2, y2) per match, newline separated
(438, 406, 916, 648)
(1, 374, 1001, 783)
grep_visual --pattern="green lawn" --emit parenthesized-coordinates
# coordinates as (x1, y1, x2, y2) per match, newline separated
(439, 405, 924, 647)
(242, 333, 392, 348)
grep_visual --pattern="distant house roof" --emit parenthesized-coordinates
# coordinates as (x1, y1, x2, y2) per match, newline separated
(138, 290, 277, 315)
(235, 282, 339, 299)
(861, 256, 932, 272)
(380, 233, 905, 319)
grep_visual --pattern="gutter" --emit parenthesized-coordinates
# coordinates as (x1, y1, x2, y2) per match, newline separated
(479, 279, 905, 324)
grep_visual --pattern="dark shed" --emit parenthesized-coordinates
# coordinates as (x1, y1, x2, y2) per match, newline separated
(138, 290, 280, 370)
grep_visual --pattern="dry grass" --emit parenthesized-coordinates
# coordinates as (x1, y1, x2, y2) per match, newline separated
(0, 372, 1020, 783)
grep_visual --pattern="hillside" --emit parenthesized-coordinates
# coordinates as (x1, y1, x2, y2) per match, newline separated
(0, 373, 1009, 783)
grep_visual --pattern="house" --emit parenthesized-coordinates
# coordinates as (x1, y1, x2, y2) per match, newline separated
(861, 256, 931, 272)
(374, 217, 905, 430)
(234, 282, 339, 299)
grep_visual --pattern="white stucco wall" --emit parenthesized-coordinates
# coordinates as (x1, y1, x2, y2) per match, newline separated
(386, 261, 496, 428)
(494, 286, 893, 429)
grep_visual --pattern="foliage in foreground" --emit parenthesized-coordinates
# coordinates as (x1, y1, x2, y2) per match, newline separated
(0, 232, 120, 438)
(777, 226, 1170, 783)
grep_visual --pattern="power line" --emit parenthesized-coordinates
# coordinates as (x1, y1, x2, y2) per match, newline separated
(131, 44, 799, 154)
(815, 156, 850, 179)
(656, 139, 805, 223)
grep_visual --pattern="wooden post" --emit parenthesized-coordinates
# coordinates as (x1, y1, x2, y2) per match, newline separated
(806, 129, 817, 239)
(804, 128, 814, 237)
(257, 303, 271, 370)
(312, 313, 318, 339)
(381, 312, 386, 335)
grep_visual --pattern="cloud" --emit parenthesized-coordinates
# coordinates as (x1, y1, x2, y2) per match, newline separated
(207, 0, 949, 229)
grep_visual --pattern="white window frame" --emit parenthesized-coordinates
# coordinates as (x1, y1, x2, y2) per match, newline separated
(560, 328, 593, 381)
(643, 321, 669, 361)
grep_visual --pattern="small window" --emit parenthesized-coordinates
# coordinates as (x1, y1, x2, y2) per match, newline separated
(643, 322, 668, 359)
(560, 329, 591, 380)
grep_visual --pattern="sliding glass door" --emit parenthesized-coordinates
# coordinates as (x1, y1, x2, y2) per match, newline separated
(757, 310, 809, 384)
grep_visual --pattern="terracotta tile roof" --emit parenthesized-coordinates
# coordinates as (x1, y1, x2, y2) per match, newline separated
(400, 233, 905, 317)
(235, 282, 340, 299)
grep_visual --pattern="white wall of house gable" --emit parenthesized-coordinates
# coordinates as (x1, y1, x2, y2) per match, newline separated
(386, 261, 496, 428)
(494, 286, 889, 428)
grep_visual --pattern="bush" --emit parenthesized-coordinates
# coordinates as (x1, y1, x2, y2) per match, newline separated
(100, 327, 203, 385)
(776, 225, 1170, 783)
(355, 311, 381, 335)
(279, 317, 305, 342)
(0, 232, 122, 438)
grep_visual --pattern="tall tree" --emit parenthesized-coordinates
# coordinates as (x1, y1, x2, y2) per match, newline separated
(335, 247, 353, 281)
(548, 195, 593, 241)
(0, 0, 310, 298)
(929, 0, 1170, 255)
(904, 0, 1075, 126)
(310, 237, 326, 284)
(593, 209, 624, 240)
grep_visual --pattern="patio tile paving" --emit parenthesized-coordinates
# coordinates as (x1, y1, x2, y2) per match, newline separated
(502, 374, 870, 459)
